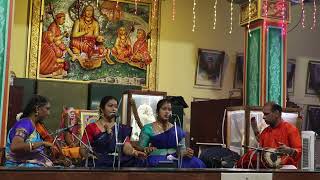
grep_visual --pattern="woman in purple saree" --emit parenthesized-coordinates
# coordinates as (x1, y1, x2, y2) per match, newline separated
(5, 95, 54, 167)
(138, 99, 206, 168)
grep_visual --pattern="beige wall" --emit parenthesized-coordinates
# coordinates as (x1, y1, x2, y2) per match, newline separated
(157, 0, 244, 131)
(10, 0, 28, 77)
(9, 0, 320, 132)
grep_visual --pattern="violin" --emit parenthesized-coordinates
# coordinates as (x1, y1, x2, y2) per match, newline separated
(35, 122, 72, 166)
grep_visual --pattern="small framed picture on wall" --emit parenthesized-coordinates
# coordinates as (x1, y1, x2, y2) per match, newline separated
(195, 49, 225, 89)
(234, 53, 244, 89)
(287, 59, 296, 94)
(306, 105, 320, 134)
(305, 61, 320, 95)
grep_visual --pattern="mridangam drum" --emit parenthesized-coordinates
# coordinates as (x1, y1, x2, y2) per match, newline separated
(261, 148, 282, 168)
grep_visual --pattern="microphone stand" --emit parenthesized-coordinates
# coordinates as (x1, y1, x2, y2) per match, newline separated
(113, 96, 123, 170)
(114, 114, 124, 170)
(173, 114, 183, 168)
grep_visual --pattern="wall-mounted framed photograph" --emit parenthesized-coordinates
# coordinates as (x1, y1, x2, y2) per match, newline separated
(195, 49, 225, 89)
(305, 61, 320, 95)
(234, 53, 244, 89)
(287, 59, 296, 94)
(306, 105, 320, 134)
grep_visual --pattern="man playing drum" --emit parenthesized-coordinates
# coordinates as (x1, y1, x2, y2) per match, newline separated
(237, 102, 302, 169)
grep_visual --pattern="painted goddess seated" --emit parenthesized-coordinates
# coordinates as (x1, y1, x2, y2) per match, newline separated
(111, 26, 133, 63)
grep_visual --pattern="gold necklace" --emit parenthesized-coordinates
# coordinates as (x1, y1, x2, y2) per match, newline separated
(155, 121, 169, 132)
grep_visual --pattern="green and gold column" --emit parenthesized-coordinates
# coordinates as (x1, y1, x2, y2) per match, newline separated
(0, 0, 13, 147)
(241, 0, 290, 107)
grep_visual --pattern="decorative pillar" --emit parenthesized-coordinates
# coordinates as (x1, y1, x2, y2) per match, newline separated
(240, 0, 290, 107)
(0, 0, 13, 147)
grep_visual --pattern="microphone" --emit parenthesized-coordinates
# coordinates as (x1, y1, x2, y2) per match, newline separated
(50, 123, 81, 135)
(110, 112, 119, 118)
(169, 113, 177, 118)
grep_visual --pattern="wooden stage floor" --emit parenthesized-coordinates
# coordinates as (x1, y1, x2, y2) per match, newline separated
(0, 168, 320, 180)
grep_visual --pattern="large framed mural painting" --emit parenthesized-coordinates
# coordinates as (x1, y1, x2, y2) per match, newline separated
(27, 0, 159, 89)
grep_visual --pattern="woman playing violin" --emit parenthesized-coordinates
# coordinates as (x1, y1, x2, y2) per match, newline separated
(5, 95, 54, 167)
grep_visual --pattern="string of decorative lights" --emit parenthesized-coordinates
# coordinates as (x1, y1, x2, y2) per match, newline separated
(301, 0, 305, 28)
(172, 0, 176, 21)
(213, 0, 218, 30)
(229, 0, 233, 34)
(135, 0, 138, 15)
(192, 0, 196, 32)
(263, 0, 268, 32)
(281, 0, 285, 35)
(248, 0, 252, 36)
(311, 0, 316, 30)
(116, 0, 119, 8)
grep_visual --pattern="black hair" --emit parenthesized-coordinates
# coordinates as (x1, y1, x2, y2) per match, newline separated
(271, 103, 282, 114)
(99, 96, 118, 113)
(156, 98, 171, 114)
(21, 95, 49, 118)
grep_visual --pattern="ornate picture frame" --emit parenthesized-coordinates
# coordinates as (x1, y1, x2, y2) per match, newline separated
(79, 110, 99, 136)
(26, 0, 159, 90)
(195, 48, 225, 89)
(305, 61, 320, 95)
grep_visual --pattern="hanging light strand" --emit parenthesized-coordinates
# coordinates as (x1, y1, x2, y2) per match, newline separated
(116, 0, 119, 8)
(172, 0, 176, 21)
(263, 0, 268, 31)
(192, 0, 196, 32)
(152, 0, 158, 19)
(135, 0, 138, 15)
(311, 0, 317, 30)
(301, 0, 305, 28)
(281, 0, 285, 35)
(229, 0, 233, 34)
(247, 0, 252, 36)
(213, 0, 218, 30)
